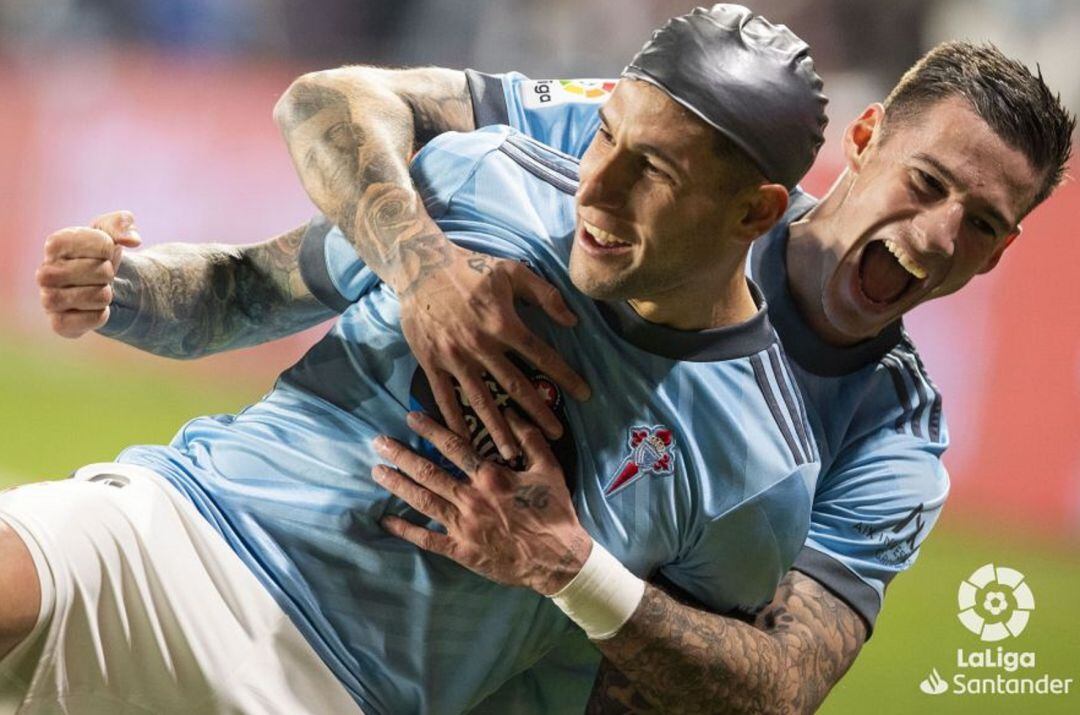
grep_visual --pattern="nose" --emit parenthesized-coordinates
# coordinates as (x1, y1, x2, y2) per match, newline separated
(576, 150, 630, 211)
(912, 200, 963, 259)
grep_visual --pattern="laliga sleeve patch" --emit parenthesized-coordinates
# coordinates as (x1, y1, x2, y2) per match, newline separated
(520, 79, 617, 109)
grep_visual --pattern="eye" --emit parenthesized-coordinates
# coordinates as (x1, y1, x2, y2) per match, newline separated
(639, 158, 673, 184)
(912, 169, 946, 197)
(643, 160, 673, 183)
(968, 215, 996, 238)
(597, 126, 613, 143)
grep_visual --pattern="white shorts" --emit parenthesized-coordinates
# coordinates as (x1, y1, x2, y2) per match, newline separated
(0, 463, 362, 715)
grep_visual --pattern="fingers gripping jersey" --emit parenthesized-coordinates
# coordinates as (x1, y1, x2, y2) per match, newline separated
(118, 127, 818, 715)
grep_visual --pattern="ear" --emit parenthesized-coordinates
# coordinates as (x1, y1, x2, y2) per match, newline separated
(843, 103, 885, 172)
(738, 184, 788, 242)
(979, 226, 1021, 274)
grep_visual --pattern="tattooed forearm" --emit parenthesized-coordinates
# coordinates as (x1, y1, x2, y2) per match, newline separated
(355, 184, 452, 295)
(274, 66, 474, 294)
(98, 225, 333, 358)
(586, 571, 867, 714)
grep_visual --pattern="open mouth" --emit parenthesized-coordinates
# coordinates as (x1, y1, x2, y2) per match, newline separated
(580, 219, 632, 253)
(857, 238, 927, 305)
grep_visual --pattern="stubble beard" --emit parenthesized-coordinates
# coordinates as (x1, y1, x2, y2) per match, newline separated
(568, 247, 642, 301)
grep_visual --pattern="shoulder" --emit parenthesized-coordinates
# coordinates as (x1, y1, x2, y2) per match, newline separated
(847, 333, 947, 449)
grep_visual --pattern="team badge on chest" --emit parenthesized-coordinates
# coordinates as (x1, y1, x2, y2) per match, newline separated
(604, 425, 676, 497)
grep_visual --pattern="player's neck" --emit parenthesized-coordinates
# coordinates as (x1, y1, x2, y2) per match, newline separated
(785, 187, 866, 347)
(628, 267, 757, 331)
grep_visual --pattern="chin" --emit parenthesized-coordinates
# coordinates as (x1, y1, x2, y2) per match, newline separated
(824, 297, 897, 342)
(569, 270, 625, 301)
(568, 254, 630, 301)
(822, 291, 879, 343)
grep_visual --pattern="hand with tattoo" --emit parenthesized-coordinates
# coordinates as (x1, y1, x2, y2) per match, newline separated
(37, 210, 142, 338)
(398, 242, 591, 459)
(275, 68, 591, 461)
(372, 410, 592, 596)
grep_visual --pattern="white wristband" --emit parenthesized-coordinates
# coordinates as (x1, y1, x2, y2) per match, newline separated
(549, 540, 646, 641)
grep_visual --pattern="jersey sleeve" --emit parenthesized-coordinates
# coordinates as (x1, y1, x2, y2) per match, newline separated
(297, 126, 518, 312)
(793, 405, 950, 635)
(658, 463, 818, 615)
(465, 70, 607, 159)
(298, 215, 380, 312)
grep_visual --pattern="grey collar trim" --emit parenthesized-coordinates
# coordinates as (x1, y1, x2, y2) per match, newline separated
(596, 280, 776, 362)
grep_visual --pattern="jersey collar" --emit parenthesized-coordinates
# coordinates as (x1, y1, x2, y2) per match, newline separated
(596, 279, 777, 362)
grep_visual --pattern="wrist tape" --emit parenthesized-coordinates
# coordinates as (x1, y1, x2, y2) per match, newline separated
(549, 540, 646, 640)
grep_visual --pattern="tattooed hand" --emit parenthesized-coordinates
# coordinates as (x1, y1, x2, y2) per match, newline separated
(37, 210, 142, 338)
(373, 410, 592, 596)
(399, 244, 591, 460)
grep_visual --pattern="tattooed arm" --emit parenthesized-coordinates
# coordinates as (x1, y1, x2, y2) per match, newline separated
(273, 66, 473, 291)
(37, 212, 333, 358)
(102, 228, 333, 358)
(273, 67, 589, 460)
(585, 571, 867, 715)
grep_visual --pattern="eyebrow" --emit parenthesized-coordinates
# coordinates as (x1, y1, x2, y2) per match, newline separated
(597, 107, 686, 180)
(913, 152, 1014, 231)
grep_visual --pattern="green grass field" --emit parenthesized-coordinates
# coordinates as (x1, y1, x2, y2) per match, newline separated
(1, 337, 1076, 713)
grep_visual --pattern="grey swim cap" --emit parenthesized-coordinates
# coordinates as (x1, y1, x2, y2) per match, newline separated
(623, 4, 827, 189)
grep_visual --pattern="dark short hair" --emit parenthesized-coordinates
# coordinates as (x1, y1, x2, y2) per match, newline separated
(712, 130, 767, 194)
(883, 41, 1075, 212)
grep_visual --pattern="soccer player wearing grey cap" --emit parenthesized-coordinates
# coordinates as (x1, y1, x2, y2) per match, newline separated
(5, 6, 831, 714)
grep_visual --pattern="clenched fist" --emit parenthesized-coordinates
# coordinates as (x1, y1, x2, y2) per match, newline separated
(37, 211, 142, 338)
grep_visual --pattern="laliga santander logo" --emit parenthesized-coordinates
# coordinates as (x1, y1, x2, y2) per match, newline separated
(957, 563, 1035, 642)
(916, 564, 1071, 697)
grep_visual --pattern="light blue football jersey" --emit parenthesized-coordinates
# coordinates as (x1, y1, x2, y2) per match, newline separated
(465, 68, 951, 624)
(457, 71, 950, 713)
(118, 126, 819, 715)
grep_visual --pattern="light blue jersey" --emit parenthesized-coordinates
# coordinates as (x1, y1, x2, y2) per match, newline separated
(458, 71, 950, 713)
(119, 126, 819, 715)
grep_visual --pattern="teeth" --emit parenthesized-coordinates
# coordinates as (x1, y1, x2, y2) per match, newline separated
(883, 238, 927, 279)
(583, 220, 629, 247)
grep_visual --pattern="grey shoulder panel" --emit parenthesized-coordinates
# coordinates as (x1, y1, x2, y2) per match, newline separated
(465, 69, 510, 127)
(299, 215, 352, 314)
